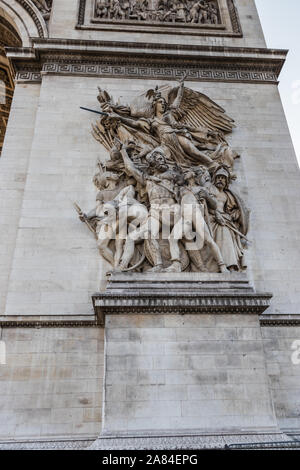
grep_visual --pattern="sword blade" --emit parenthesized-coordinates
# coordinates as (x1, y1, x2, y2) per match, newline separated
(224, 222, 250, 243)
(80, 106, 108, 116)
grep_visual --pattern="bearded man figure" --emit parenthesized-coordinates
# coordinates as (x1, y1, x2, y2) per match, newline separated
(209, 166, 249, 272)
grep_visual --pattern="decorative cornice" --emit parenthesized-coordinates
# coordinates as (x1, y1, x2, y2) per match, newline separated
(8, 39, 287, 84)
(29, 38, 288, 57)
(92, 273, 273, 325)
(93, 293, 273, 325)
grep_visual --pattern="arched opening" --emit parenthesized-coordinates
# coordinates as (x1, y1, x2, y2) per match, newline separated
(0, 14, 22, 155)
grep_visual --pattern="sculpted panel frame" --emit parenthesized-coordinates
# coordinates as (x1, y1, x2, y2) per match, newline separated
(77, 0, 242, 36)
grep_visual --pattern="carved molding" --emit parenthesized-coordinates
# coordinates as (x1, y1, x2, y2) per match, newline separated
(260, 316, 300, 327)
(14, 0, 50, 38)
(92, 274, 272, 325)
(1, 314, 300, 328)
(15, 69, 42, 82)
(8, 38, 286, 83)
(0, 318, 99, 328)
(78, 0, 87, 25)
(93, 293, 273, 325)
(13, 55, 284, 84)
(40, 59, 279, 83)
(227, 0, 241, 34)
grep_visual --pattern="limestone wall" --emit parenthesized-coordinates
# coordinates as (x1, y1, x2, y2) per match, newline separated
(1, 77, 299, 317)
(0, 83, 40, 315)
(1, 323, 300, 440)
(262, 326, 300, 433)
(0, 0, 299, 446)
(1, 75, 103, 317)
(103, 313, 277, 433)
(0, 327, 104, 440)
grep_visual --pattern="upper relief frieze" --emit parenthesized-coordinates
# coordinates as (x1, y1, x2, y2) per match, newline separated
(77, 0, 242, 36)
(93, 0, 221, 26)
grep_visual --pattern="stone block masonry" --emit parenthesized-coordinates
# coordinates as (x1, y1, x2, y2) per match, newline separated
(0, 327, 104, 440)
(262, 326, 300, 433)
(102, 313, 278, 435)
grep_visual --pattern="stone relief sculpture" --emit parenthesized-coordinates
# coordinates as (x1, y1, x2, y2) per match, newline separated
(94, 0, 221, 25)
(77, 77, 249, 274)
(208, 165, 249, 271)
(31, 0, 53, 20)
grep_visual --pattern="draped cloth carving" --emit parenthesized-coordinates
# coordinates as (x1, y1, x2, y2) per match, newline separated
(77, 78, 250, 274)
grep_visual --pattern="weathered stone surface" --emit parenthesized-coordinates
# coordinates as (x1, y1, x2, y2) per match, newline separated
(0, 432, 297, 450)
(0, 0, 299, 445)
(93, 273, 272, 324)
(0, 328, 104, 440)
(88, 432, 295, 450)
(102, 312, 277, 435)
(262, 326, 300, 433)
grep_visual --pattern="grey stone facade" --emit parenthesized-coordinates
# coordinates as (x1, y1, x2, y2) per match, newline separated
(0, 0, 299, 449)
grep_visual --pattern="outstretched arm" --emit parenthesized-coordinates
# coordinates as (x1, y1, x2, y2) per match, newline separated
(121, 148, 145, 186)
(109, 112, 150, 133)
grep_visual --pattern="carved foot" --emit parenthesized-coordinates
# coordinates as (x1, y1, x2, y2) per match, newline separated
(198, 265, 209, 272)
(148, 264, 164, 273)
(219, 264, 228, 273)
(163, 261, 182, 273)
(110, 267, 124, 274)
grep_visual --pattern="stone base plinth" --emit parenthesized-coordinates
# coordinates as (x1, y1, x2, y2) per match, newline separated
(92, 273, 272, 325)
(92, 273, 276, 447)
(100, 312, 277, 436)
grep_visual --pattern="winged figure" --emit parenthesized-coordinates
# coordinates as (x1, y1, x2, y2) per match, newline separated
(77, 78, 248, 274)
(92, 77, 238, 171)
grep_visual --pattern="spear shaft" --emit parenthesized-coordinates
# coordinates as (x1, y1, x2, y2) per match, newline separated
(73, 202, 97, 239)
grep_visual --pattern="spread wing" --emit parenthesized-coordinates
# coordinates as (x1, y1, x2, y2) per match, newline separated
(168, 85, 235, 134)
(130, 84, 235, 134)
